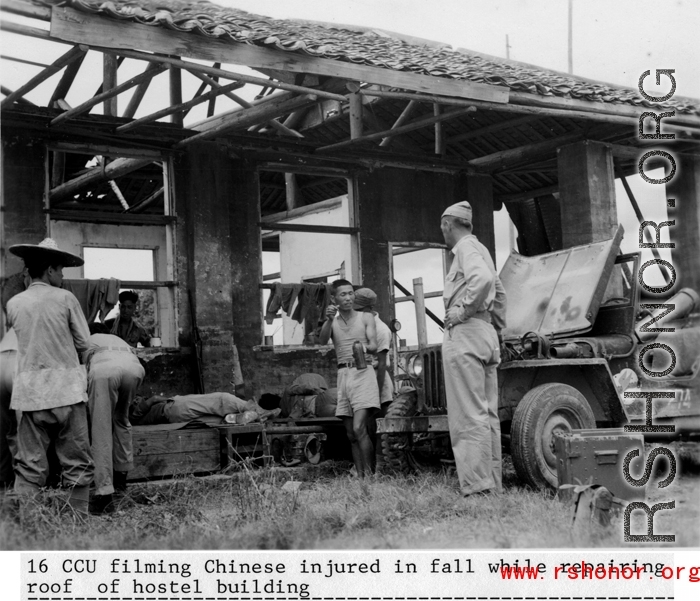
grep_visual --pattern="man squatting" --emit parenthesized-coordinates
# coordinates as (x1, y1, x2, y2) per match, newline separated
(441, 201, 507, 497)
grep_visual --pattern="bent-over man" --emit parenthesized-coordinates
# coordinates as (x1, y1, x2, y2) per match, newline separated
(440, 202, 506, 497)
(84, 324, 145, 513)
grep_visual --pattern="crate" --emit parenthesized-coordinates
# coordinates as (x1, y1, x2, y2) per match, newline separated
(554, 428, 645, 502)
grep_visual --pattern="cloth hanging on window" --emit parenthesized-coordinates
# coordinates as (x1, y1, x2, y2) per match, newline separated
(62, 278, 121, 322)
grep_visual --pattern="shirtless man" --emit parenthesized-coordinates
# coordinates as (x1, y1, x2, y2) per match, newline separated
(318, 279, 378, 477)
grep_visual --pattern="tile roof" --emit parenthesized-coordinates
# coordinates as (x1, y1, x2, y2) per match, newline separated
(41, 0, 698, 115)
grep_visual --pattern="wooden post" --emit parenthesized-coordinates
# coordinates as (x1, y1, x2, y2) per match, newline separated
(667, 155, 700, 291)
(103, 53, 118, 116)
(348, 90, 363, 139)
(434, 104, 445, 155)
(413, 277, 428, 349)
(169, 61, 183, 126)
(284, 173, 299, 210)
(557, 140, 617, 247)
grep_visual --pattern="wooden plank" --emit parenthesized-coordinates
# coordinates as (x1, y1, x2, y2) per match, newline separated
(132, 428, 220, 455)
(0, 20, 52, 41)
(258, 222, 358, 235)
(318, 106, 477, 152)
(103, 53, 118, 116)
(51, 64, 167, 126)
(47, 141, 165, 160)
(262, 196, 343, 224)
(497, 184, 559, 204)
(130, 450, 219, 479)
(51, 7, 510, 104)
(448, 115, 541, 144)
(1, 45, 85, 108)
(49, 209, 176, 226)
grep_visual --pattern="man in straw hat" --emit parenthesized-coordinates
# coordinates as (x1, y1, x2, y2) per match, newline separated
(6, 238, 93, 518)
(440, 202, 507, 497)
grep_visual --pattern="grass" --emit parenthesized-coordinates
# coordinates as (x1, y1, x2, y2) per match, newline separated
(1, 446, 698, 550)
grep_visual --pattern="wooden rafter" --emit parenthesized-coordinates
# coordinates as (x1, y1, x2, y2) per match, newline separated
(49, 50, 87, 107)
(0, 45, 86, 109)
(178, 93, 318, 147)
(379, 100, 418, 147)
(0, 55, 49, 69)
(116, 81, 245, 133)
(50, 63, 167, 126)
(317, 106, 477, 152)
(86, 45, 347, 102)
(122, 62, 161, 119)
(50, 157, 154, 204)
(207, 63, 221, 117)
(186, 70, 301, 137)
(0, 85, 35, 106)
(127, 187, 164, 214)
(447, 115, 541, 145)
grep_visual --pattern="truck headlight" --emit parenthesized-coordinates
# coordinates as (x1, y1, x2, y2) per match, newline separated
(408, 355, 423, 377)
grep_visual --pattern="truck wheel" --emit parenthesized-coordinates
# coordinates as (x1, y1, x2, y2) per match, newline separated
(511, 383, 595, 490)
(377, 390, 417, 474)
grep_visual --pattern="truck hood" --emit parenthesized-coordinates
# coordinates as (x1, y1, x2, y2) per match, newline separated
(499, 226, 624, 343)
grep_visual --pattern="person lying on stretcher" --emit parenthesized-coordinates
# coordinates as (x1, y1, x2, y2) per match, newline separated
(129, 392, 280, 426)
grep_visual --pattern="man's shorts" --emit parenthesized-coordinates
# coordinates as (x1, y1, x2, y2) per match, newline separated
(335, 366, 381, 417)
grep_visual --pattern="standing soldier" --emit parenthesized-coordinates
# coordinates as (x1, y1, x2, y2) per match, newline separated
(440, 202, 506, 497)
(6, 238, 94, 517)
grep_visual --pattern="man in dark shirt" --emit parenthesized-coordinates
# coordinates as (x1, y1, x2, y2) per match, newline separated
(104, 290, 150, 348)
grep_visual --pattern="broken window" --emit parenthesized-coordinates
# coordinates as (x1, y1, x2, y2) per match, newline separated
(259, 169, 357, 346)
(46, 146, 177, 346)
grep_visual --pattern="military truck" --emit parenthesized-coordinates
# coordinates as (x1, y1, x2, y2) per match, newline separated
(377, 225, 700, 489)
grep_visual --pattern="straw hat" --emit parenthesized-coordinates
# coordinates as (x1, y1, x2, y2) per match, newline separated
(9, 238, 84, 267)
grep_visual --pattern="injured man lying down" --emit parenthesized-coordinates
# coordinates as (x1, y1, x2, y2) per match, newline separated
(129, 392, 280, 426)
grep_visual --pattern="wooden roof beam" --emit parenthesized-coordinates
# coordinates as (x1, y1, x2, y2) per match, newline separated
(1, 0, 51, 21)
(50, 157, 154, 204)
(186, 70, 301, 137)
(51, 7, 509, 104)
(1, 85, 36, 106)
(49, 50, 86, 107)
(1, 45, 85, 109)
(122, 62, 161, 119)
(317, 106, 477, 152)
(178, 93, 318, 147)
(361, 89, 700, 132)
(83, 45, 347, 102)
(103, 54, 119, 116)
(116, 81, 243, 133)
(379, 100, 418, 147)
(50, 63, 167, 126)
(1, 54, 50, 69)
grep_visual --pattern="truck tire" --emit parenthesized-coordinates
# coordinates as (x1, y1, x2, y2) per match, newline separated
(511, 382, 595, 490)
(377, 390, 417, 474)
